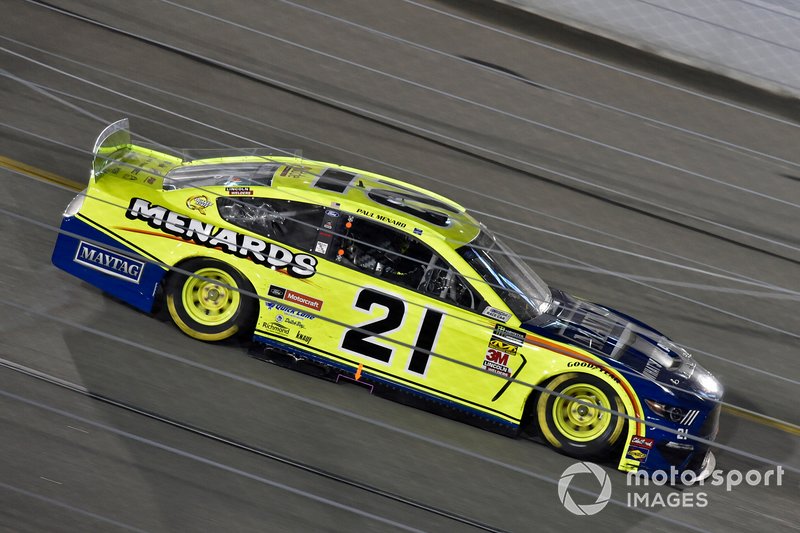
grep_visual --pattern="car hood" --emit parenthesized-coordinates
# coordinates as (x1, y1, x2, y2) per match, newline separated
(522, 289, 723, 401)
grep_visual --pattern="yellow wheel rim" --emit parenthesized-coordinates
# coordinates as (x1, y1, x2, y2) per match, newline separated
(181, 268, 240, 327)
(552, 383, 612, 442)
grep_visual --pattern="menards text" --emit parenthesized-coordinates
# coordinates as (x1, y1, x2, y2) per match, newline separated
(125, 198, 317, 278)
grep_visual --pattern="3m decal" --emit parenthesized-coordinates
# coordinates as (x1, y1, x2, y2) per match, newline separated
(126, 198, 317, 278)
(483, 348, 511, 377)
(74, 241, 144, 283)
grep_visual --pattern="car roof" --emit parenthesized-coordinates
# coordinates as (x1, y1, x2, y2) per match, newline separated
(172, 156, 483, 247)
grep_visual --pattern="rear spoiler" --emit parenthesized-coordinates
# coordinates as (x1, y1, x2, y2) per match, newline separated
(92, 118, 131, 176)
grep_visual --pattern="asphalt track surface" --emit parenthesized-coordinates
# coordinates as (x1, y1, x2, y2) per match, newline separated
(1, 0, 799, 531)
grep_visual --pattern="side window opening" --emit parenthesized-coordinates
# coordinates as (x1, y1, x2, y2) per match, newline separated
(334, 216, 481, 310)
(217, 197, 324, 252)
(419, 257, 478, 311)
(335, 216, 430, 291)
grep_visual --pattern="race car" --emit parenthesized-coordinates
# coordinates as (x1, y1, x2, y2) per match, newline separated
(52, 119, 723, 478)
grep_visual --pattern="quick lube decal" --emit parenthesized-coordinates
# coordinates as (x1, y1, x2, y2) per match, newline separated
(125, 198, 317, 278)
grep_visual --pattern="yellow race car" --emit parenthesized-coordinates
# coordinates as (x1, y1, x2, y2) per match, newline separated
(52, 120, 722, 478)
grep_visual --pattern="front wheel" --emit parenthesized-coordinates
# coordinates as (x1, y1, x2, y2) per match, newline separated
(536, 372, 626, 459)
(166, 258, 256, 342)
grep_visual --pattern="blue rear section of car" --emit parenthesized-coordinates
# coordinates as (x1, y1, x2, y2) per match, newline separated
(52, 215, 167, 312)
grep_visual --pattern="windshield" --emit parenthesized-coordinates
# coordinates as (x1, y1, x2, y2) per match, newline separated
(458, 229, 552, 322)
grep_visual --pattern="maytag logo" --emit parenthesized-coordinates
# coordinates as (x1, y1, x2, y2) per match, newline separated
(74, 241, 144, 283)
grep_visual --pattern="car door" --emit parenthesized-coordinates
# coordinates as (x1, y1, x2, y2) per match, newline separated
(316, 212, 528, 426)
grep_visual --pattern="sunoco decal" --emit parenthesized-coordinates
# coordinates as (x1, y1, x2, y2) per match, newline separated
(74, 241, 144, 283)
(126, 198, 317, 278)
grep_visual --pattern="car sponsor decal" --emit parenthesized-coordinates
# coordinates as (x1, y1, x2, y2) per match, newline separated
(630, 435, 654, 449)
(225, 186, 253, 196)
(480, 324, 526, 378)
(565, 360, 621, 383)
(492, 324, 525, 346)
(268, 285, 323, 311)
(482, 306, 511, 323)
(261, 320, 291, 337)
(625, 435, 654, 463)
(186, 195, 212, 215)
(264, 301, 316, 320)
(626, 448, 648, 462)
(125, 198, 317, 278)
(73, 241, 144, 283)
(488, 337, 517, 355)
(483, 348, 511, 377)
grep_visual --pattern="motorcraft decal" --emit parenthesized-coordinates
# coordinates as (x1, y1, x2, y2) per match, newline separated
(125, 198, 317, 278)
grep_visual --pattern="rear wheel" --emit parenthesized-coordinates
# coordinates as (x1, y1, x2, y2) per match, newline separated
(166, 259, 256, 342)
(536, 372, 626, 459)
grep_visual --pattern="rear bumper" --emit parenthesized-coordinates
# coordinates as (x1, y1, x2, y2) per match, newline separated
(52, 214, 166, 312)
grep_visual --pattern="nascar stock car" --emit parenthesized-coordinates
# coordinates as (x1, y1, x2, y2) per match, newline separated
(52, 119, 723, 478)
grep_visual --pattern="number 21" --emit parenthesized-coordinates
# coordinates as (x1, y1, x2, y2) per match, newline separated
(341, 288, 443, 376)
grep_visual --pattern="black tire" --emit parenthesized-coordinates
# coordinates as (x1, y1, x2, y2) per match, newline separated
(536, 372, 626, 459)
(165, 258, 257, 342)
